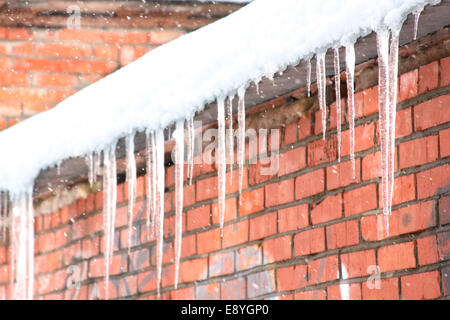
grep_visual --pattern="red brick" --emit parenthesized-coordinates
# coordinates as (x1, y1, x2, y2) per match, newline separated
(197, 227, 221, 254)
(341, 122, 375, 156)
(308, 255, 339, 285)
(294, 290, 326, 300)
(196, 282, 220, 300)
(326, 220, 359, 249)
(419, 61, 439, 93)
(417, 235, 439, 266)
(284, 121, 298, 145)
(149, 29, 186, 45)
(236, 244, 262, 271)
(36, 43, 92, 58)
(440, 196, 450, 225)
(0, 71, 29, 86)
(223, 220, 248, 248)
(390, 174, 416, 206)
(441, 56, 450, 87)
(295, 168, 324, 199)
(247, 270, 275, 298)
(327, 159, 360, 190)
(249, 157, 277, 185)
(395, 107, 413, 138)
(249, 211, 277, 240)
(416, 164, 450, 199)
(58, 29, 147, 44)
(308, 136, 337, 167)
(277, 264, 307, 291)
(440, 128, 450, 158)
(265, 178, 294, 207)
(414, 94, 450, 131)
(180, 258, 207, 283)
(212, 197, 237, 224)
(172, 286, 197, 300)
(362, 150, 398, 181)
(353, 91, 364, 118)
(278, 147, 306, 176)
(263, 235, 291, 263)
(311, 193, 342, 225)
(362, 278, 399, 300)
(294, 227, 325, 256)
(221, 278, 246, 300)
(7, 28, 32, 40)
(239, 188, 264, 216)
(183, 183, 196, 208)
(398, 70, 418, 101)
(399, 135, 438, 169)
(378, 242, 416, 272)
(277, 204, 309, 232)
(341, 249, 376, 278)
(314, 106, 329, 136)
(401, 271, 441, 300)
(329, 98, 346, 129)
(209, 251, 234, 277)
(438, 231, 450, 261)
(94, 45, 119, 60)
(298, 116, 312, 140)
(327, 283, 362, 300)
(186, 205, 210, 231)
(344, 184, 377, 216)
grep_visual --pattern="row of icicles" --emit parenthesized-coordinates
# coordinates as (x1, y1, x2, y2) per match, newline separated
(0, 11, 423, 299)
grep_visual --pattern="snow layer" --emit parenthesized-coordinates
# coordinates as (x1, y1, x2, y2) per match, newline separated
(0, 0, 438, 194)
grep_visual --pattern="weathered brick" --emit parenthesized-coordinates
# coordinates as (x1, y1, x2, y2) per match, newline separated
(284, 121, 298, 145)
(441, 56, 450, 87)
(417, 235, 439, 266)
(378, 242, 416, 272)
(344, 184, 377, 216)
(294, 289, 326, 300)
(401, 271, 441, 300)
(399, 135, 438, 169)
(414, 94, 450, 131)
(326, 220, 359, 249)
(307, 255, 339, 285)
(308, 136, 337, 167)
(223, 220, 249, 248)
(278, 147, 306, 176)
(326, 159, 361, 190)
(186, 205, 210, 231)
(263, 235, 291, 263)
(311, 193, 342, 225)
(362, 278, 399, 300)
(277, 204, 309, 232)
(212, 197, 237, 224)
(327, 283, 362, 300)
(249, 211, 277, 240)
(221, 278, 246, 300)
(294, 227, 325, 256)
(295, 168, 324, 199)
(416, 164, 450, 199)
(398, 69, 418, 101)
(440, 196, 450, 225)
(341, 249, 376, 278)
(440, 128, 450, 158)
(197, 227, 221, 254)
(265, 178, 294, 207)
(180, 258, 207, 283)
(362, 150, 398, 181)
(277, 264, 307, 291)
(209, 251, 234, 277)
(419, 61, 439, 93)
(236, 244, 262, 271)
(239, 188, 264, 216)
(247, 270, 275, 298)
(149, 29, 185, 45)
(341, 122, 375, 156)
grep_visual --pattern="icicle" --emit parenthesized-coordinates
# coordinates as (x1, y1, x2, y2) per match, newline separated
(217, 98, 226, 237)
(227, 96, 234, 186)
(145, 131, 153, 232)
(173, 120, 184, 289)
(10, 188, 34, 300)
(345, 44, 356, 179)
(237, 87, 246, 197)
(56, 161, 61, 176)
(186, 116, 195, 185)
(306, 59, 311, 97)
(316, 52, 327, 140)
(125, 133, 137, 256)
(413, 8, 423, 41)
(86, 153, 95, 187)
(93, 151, 101, 184)
(376, 30, 391, 235)
(155, 129, 165, 298)
(102, 142, 117, 300)
(334, 48, 342, 163)
(388, 28, 400, 234)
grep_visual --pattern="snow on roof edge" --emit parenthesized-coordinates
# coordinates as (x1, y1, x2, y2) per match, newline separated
(0, 0, 439, 195)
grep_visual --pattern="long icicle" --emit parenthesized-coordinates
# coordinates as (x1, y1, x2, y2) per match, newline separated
(145, 131, 153, 233)
(151, 132, 158, 237)
(126, 133, 137, 256)
(155, 129, 165, 298)
(102, 142, 117, 300)
(174, 121, 184, 289)
(217, 98, 226, 237)
(237, 86, 246, 198)
(388, 28, 400, 234)
(227, 96, 234, 186)
(25, 188, 34, 301)
(316, 52, 327, 140)
(376, 30, 391, 236)
(345, 44, 356, 179)
(334, 48, 342, 163)
(186, 116, 195, 185)
(306, 59, 312, 97)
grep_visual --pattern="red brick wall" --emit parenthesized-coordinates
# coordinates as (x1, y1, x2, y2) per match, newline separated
(0, 26, 187, 130)
(0, 54, 447, 300)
